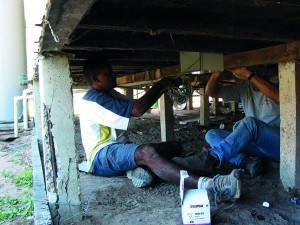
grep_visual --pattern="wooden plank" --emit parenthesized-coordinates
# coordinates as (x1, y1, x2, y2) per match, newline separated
(224, 41, 300, 68)
(116, 41, 300, 86)
(286, 41, 300, 51)
(133, 73, 146, 82)
(160, 65, 181, 77)
(116, 65, 181, 85)
(77, 24, 293, 42)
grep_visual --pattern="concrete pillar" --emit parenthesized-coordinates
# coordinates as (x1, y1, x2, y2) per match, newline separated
(39, 55, 81, 223)
(279, 61, 300, 189)
(159, 93, 174, 141)
(211, 98, 219, 115)
(199, 88, 209, 126)
(231, 101, 238, 113)
(0, 0, 26, 122)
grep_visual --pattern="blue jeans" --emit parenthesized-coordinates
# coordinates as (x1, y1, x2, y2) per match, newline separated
(205, 117, 280, 166)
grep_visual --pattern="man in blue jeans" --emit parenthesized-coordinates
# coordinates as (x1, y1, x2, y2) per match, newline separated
(204, 67, 280, 177)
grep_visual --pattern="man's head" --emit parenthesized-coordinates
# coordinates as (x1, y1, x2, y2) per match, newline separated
(83, 57, 116, 90)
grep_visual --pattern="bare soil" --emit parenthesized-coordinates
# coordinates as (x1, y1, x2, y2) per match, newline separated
(0, 129, 33, 225)
(76, 110, 300, 225)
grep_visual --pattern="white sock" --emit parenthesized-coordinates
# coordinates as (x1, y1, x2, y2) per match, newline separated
(197, 177, 213, 189)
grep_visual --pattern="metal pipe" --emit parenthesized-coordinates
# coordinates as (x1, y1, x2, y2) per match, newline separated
(23, 97, 28, 129)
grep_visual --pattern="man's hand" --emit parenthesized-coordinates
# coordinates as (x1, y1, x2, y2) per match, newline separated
(157, 77, 182, 90)
(226, 67, 252, 80)
(211, 71, 222, 77)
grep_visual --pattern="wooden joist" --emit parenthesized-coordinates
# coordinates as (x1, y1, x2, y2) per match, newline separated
(117, 41, 300, 87)
(224, 41, 300, 68)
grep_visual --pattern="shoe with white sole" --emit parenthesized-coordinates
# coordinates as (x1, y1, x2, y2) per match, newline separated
(209, 169, 242, 203)
(126, 167, 153, 188)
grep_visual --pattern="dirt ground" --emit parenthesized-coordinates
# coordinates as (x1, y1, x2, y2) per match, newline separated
(76, 110, 300, 225)
(1, 109, 300, 225)
(0, 129, 33, 225)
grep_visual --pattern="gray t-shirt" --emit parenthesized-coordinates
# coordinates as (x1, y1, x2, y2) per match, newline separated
(219, 82, 280, 128)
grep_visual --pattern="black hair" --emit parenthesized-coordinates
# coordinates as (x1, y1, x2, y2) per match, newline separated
(83, 57, 113, 84)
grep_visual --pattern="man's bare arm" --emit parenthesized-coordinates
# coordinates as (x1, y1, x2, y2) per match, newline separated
(205, 71, 223, 98)
(227, 67, 279, 104)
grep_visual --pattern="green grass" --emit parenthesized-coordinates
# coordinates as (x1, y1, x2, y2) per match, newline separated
(15, 166, 33, 188)
(0, 167, 33, 222)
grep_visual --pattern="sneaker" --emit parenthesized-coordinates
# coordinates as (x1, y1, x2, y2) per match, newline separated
(209, 169, 242, 202)
(240, 156, 263, 178)
(126, 167, 153, 188)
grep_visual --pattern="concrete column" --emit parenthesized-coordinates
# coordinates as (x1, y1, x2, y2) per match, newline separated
(199, 88, 209, 126)
(39, 55, 81, 223)
(0, 0, 26, 122)
(211, 98, 218, 115)
(159, 93, 174, 141)
(279, 61, 300, 189)
(231, 101, 238, 113)
(124, 88, 133, 99)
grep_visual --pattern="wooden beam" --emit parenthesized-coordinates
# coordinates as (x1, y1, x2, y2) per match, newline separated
(78, 41, 300, 87)
(41, 0, 96, 52)
(78, 24, 293, 43)
(65, 49, 179, 62)
(80, 1, 300, 43)
(116, 65, 180, 86)
(224, 41, 300, 68)
(116, 66, 235, 87)
(66, 30, 278, 54)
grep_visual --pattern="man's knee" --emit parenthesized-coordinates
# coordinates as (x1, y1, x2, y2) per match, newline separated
(134, 144, 158, 165)
(235, 117, 258, 130)
(205, 129, 218, 143)
(242, 116, 257, 124)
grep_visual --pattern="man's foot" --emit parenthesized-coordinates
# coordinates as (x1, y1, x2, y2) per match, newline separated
(172, 149, 210, 172)
(209, 169, 242, 202)
(126, 167, 153, 188)
(204, 153, 219, 169)
(240, 156, 263, 178)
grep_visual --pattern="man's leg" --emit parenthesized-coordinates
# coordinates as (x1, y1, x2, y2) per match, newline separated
(135, 144, 198, 187)
(205, 117, 280, 165)
(135, 144, 242, 200)
(205, 129, 246, 166)
(151, 141, 183, 158)
(93, 142, 242, 201)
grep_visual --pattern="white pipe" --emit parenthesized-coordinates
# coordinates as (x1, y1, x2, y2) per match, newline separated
(23, 97, 28, 129)
(14, 94, 34, 137)
(22, 88, 32, 129)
